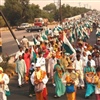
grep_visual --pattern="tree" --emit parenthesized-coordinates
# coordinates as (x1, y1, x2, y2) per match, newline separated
(30, 4, 41, 18)
(3, 0, 30, 25)
(43, 3, 56, 12)
(43, 3, 57, 22)
(2, 1, 90, 26)
(0, 16, 5, 27)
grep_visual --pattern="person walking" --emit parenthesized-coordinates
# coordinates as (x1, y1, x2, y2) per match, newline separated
(15, 55, 27, 88)
(53, 60, 65, 98)
(28, 63, 35, 97)
(84, 61, 96, 99)
(48, 52, 57, 85)
(23, 48, 31, 83)
(20, 36, 29, 50)
(14, 46, 24, 62)
(73, 54, 85, 89)
(65, 64, 77, 100)
(31, 63, 48, 100)
(36, 52, 46, 72)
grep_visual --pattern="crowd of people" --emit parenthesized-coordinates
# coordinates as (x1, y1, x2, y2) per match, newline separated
(14, 15, 100, 100)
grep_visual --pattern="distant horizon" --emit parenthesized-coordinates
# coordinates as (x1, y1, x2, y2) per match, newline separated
(29, 0, 100, 10)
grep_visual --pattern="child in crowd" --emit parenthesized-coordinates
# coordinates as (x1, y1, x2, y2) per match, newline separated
(28, 63, 35, 97)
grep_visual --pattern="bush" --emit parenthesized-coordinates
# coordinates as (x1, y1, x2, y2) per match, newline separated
(0, 62, 16, 78)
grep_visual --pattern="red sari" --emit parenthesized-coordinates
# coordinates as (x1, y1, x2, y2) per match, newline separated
(23, 52, 30, 77)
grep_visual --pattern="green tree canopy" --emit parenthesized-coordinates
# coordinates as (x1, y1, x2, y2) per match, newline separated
(1, 1, 90, 26)
(43, 3, 56, 12)
(0, 16, 5, 27)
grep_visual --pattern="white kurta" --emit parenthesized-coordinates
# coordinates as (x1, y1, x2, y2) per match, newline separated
(15, 50, 24, 61)
(87, 59, 96, 67)
(48, 58, 57, 78)
(73, 59, 84, 87)
(16, 59, 27, 85)
(0, 74, 10, 100)
(31, 70, 48, 88)
(20, 38, 29, 50)
(81, 55, 88, 67)
(36, 57, 46, 71)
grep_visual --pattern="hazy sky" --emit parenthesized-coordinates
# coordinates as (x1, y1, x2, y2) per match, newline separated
(29, 0, 100, 10)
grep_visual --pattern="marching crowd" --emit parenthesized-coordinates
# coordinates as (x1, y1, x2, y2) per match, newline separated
(14, 15, 100, 100)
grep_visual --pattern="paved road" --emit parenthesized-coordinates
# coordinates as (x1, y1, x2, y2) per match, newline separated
(1, 25, 55, 56)
(7, 29, 97, 100)
(8, 75, 96, 100)
(2, 29, 40, 55)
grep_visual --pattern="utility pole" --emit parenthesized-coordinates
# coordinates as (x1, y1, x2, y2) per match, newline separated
(0, 11, 20, 49)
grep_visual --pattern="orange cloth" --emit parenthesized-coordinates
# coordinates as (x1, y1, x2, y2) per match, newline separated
(36, 88, 48, 100)
(66, 92, 75, 100)
(35, 70, 48, 100)
(36, 91, 43, 100)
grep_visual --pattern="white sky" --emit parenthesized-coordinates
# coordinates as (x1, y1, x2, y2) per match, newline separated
(29, 0, 100, 10)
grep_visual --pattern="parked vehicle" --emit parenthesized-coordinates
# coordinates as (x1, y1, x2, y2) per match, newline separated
(17, 23, 30, 30)
(26, 26, 43, 32)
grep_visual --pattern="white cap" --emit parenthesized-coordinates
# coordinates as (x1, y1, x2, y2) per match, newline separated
(35, 63, 41, 68)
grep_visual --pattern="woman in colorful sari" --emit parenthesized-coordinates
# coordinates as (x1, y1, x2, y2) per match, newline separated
(84, 61, 96, 99)
(23, 49, 30, 82)
(53, 60, 66, 98)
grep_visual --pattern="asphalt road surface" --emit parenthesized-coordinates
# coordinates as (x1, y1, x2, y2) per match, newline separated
(7, 75, 96, 100)
(1, 29, 40, 56)
(1, 25, 55, 56)
(7, 29, 97, 100)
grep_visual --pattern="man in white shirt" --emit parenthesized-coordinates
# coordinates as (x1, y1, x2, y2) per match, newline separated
(73, 54, 84, 89)
(84, 46, 91, 56)
(81, 51, 88, 67)
(87, 55, 96, 68)
(36, 52, 46, 72)
(14, 46, 24, 62)
(48, 53, 57, 79)
(20, 36, 29, 50)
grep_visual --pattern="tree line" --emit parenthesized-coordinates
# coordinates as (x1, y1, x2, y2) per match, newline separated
(0, 0, 90, 27)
